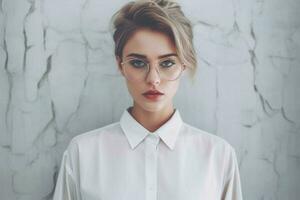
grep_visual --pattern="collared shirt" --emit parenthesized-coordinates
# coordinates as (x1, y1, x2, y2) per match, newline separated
(53, 108, 243, 200)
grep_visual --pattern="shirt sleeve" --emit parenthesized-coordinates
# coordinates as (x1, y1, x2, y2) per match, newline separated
(53, 144, 81, 200)
(221, 146, 243, 200)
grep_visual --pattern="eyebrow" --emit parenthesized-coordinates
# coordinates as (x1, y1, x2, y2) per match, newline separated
(125, 53, 178, 59)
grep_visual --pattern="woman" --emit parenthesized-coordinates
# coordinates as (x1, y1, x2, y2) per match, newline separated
(53, 0, 243, 200)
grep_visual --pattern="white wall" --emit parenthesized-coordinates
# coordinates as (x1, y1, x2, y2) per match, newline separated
(0, 0, 299, 199)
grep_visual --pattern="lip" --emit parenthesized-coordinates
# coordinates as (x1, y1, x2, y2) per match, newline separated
(142, 89, 164, 95)
(142, 89, 164, 101)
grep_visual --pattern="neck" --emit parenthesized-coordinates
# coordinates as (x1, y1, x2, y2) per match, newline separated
(129, 102, 175, 132)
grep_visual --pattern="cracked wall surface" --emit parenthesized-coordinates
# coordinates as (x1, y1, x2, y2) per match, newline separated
(0, 0, 299, 199)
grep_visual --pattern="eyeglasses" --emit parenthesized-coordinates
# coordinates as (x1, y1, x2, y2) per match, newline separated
(120, 56, 185, 82)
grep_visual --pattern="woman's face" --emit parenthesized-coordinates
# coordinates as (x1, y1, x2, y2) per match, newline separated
(118, 28, 183, 113)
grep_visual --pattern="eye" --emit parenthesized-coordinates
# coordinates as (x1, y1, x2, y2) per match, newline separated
(129, 59, 147, 68)
(160, 59, 176, 68)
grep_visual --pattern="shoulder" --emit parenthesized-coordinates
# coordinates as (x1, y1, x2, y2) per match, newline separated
(68, 122, 122, 149)
(62, 122, 123, 168)
(180, 123, 237, 173)
(181, 123, 234, 153)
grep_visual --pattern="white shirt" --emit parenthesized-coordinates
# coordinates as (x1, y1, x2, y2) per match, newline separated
(53, 108, 243, 200)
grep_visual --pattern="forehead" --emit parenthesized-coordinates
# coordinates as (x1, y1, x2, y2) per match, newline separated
(122, 28, 176, 59)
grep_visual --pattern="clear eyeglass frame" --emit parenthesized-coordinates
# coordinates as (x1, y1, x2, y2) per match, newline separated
(120, 57, 186, 82)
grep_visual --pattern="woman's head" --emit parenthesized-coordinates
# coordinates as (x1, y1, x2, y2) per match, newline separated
(111, 0, 196, 113)
(111, 0, 197, 76)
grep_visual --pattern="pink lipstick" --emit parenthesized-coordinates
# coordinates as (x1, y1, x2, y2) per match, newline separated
(142, 89, 164, 101)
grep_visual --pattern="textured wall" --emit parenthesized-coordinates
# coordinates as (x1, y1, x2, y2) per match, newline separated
(0, 0, 299, 199)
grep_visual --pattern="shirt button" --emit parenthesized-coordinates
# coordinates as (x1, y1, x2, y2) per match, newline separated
(147, 134, 159, 144)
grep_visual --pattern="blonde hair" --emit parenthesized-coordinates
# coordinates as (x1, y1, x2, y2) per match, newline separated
(110, 0, 197, 77)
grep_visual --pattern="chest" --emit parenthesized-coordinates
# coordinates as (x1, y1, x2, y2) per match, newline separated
(78, 144, 224, 200)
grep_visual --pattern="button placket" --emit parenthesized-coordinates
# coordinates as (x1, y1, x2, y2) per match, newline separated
(145, 134, 159, 200)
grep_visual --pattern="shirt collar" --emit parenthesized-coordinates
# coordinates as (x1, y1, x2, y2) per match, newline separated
(120, 107, 183, 150)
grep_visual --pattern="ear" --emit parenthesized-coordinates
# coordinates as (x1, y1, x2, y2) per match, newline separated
(116, 56, 125, 76)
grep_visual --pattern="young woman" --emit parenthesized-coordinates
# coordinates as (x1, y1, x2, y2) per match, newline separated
(53, 0, 243, 200)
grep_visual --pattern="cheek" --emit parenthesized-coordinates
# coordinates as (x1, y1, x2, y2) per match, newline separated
(165, 81, 180, 97)
(125, 80, 141, 98)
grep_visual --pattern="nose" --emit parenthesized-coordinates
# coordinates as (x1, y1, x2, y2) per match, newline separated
(145, 66, 161, 86)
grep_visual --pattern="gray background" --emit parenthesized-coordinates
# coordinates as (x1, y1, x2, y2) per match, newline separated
(0, 0, 300, 199)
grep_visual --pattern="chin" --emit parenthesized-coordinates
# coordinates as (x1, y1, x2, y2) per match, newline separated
(137, 99, 171, 113)
(140, 103, 164, 112)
